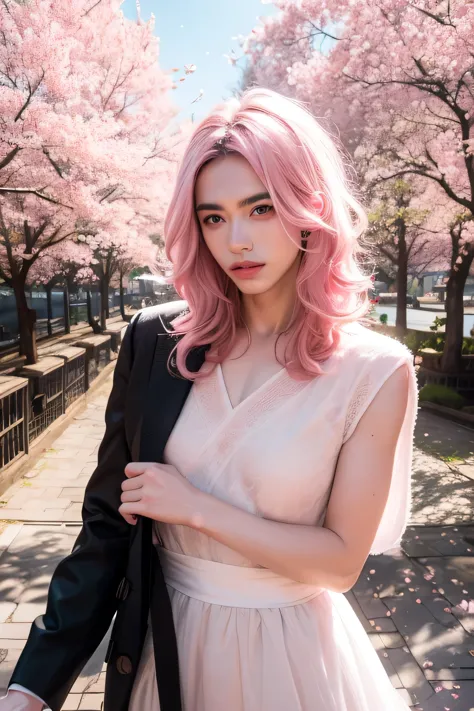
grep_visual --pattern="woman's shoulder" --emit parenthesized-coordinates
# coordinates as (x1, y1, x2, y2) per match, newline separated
(337, 320, 413, 366)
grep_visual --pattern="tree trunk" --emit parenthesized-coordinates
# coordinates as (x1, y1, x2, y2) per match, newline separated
(86, 290, 101, 334)
(99, 277, 108, 331)
(63, 283, 71, 334)
(119, 274, 126, 320)
(46, 284, 53, 337)
(441, 253, 473, 373)
(13, 279, 37, 365)
(105, 288, 110, 319)
(395, 225, 408, 334)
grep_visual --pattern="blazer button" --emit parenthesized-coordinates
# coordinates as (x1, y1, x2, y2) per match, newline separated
(116, 655, 133, 675)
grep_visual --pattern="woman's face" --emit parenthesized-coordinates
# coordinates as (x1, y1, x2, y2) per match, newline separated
(195, 154, 301, 296)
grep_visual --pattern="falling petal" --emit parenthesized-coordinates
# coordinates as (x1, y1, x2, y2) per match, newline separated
(179, 78, 185, 82)
(386, 611, 391, 617)
(416, 599, 422, 603)
(443, 607, 452, 613)
(405, 577, 411, 583)
(424, 574, 434, 580)
(369, 569, 376, 574)
(435, 686, 443, 692)
(441, 532, 447, 537)
(432, 589, 438, 593)
(184, 64, 197, 74)
(409, 588, 415, 592)
(451, 694, 459, 699)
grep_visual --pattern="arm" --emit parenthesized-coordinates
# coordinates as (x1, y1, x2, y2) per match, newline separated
(6, 314, 140, 711)
(188, 363, 410, 593)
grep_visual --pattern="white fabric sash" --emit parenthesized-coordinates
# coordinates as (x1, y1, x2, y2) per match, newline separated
(156, 547, 324, 609)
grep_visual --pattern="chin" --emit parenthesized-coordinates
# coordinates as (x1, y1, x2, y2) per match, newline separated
(233, 279, 278, 296)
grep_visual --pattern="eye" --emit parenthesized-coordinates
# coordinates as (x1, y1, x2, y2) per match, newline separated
(252, 205, 274, 216)
(202, 205, 273, 225)
(202, 214, 223, 225)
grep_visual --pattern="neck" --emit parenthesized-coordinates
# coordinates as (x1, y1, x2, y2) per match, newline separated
(240, 258, 299, 339)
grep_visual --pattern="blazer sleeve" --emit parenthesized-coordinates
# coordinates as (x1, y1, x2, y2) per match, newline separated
(8, 312, 141, 711)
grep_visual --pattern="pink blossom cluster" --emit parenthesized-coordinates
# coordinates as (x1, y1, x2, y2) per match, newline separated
(0, 0, 184, 286)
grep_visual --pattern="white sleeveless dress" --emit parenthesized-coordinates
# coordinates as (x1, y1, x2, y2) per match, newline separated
(128, 322, 419, 711)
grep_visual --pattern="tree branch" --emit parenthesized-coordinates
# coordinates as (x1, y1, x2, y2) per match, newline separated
(0, 145, 21, 171)
(15, 70, 45, 122)
(42, 148, 64, 178)
(0, 187, 73, 209)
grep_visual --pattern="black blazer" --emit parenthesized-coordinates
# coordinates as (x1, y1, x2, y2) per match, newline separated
(9, 300, 205, 711)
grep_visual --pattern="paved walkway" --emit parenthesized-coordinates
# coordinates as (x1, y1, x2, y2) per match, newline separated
(0, 376, 473, 710)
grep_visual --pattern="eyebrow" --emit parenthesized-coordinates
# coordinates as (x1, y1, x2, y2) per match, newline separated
(195, 191, 271, 212)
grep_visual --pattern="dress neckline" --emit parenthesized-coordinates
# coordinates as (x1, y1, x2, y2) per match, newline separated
(217, 362, 287, 413)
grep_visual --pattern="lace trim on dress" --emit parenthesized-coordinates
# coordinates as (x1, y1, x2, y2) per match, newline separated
(342, 372, 371, 443)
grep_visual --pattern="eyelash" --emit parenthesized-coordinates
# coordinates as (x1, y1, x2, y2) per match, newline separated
(202, 204, 274, 225)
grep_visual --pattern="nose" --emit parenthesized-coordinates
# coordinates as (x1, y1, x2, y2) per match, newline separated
(228, 220, 253, 254)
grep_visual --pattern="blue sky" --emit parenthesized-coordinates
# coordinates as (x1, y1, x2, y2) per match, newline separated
(121, 0, 278, 123)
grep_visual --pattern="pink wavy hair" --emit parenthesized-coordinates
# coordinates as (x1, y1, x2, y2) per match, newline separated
(164, 87, 373, 380)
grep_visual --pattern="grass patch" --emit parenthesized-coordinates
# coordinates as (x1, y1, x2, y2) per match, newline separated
(419, 383, 466, 410)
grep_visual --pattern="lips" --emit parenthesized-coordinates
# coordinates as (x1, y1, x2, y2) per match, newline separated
(229, 262, 265, 279)
(230, 261, 265, 271)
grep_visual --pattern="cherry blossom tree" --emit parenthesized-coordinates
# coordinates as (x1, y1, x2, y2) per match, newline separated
(245, 0, 474, 372)
(79, 229, 157, 330)
(28, 241, 94, 334)
(364, 177, 449, 331)
(0, 0, 179, 363)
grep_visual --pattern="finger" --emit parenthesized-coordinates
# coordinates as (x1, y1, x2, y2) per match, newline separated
(119, 502, 141, 524)
(121, 490, 142, 503)
(124, 462, 156, 478)
(121, 477, 144, 491)
(119, 502, 146, 517)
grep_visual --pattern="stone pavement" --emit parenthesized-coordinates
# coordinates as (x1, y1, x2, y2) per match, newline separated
(0, 378, 473, 710)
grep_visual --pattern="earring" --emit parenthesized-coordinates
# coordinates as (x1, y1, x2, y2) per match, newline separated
(301, 230, 310, 250)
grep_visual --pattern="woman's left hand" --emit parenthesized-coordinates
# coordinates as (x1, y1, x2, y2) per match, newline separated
(119, 462, 203, 526)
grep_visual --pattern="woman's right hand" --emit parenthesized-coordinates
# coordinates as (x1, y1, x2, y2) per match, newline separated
(0, 690, 44, 711)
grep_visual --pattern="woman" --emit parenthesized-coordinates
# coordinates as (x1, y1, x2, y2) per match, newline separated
(3, 88, 418, 711)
